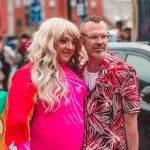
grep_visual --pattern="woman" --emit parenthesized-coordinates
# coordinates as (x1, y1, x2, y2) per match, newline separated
(6, 17, 87, 150)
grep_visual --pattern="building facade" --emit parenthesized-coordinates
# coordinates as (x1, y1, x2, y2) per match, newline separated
(0, 0, 103, 36)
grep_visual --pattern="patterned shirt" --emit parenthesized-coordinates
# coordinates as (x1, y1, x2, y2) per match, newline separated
(78, 52, 140, 150)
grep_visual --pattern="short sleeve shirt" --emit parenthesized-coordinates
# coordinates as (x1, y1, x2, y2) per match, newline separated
(78, 52, 140, 150)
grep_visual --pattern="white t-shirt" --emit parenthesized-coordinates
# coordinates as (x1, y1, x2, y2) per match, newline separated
(83, 66, 99, 91)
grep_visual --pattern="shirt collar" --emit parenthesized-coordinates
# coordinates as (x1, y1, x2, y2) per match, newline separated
(82, 51, 116, 69)
(101, 51, 116, 68)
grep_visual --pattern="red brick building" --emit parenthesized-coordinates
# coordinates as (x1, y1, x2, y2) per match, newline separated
(0, 0, 7, 35)
(0, 0, 103, 36)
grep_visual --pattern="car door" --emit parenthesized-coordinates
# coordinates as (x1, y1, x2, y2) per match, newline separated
(124, 51, 150, 91)
(123, 50, 150, 150)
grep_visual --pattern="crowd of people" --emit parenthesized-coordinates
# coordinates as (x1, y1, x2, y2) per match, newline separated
(0, 36, 15, 91)
(0, 16, 140, 150)
(0, 32, 31, 91)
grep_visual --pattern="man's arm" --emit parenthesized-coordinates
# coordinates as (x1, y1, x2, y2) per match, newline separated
(124, 113, 139, 150)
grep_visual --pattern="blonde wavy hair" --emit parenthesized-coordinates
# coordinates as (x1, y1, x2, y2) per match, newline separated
(27, 17, 84, 111)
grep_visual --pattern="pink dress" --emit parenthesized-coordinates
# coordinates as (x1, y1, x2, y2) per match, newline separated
(18, 64, 87, 150)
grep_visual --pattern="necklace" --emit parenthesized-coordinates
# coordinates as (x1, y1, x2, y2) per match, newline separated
(83, 66, 99, 91)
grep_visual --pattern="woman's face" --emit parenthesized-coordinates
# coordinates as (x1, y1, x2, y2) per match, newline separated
(55, 32, 77, 64)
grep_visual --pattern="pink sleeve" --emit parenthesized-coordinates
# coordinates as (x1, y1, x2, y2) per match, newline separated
(17, 141, 30, 150)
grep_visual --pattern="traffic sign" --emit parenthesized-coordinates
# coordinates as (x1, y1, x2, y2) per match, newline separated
(30, 1, 42, 23)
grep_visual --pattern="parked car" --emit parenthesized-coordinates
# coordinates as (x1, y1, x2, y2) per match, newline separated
(108, 29, 118, 42)
(107, 42, 150, 150)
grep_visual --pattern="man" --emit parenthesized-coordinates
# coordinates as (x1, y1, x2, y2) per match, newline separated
(78, 15, 140, 150)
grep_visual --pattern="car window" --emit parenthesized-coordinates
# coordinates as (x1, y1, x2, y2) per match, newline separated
(113, 52, 120, 58)
(126, 54, 150, 83)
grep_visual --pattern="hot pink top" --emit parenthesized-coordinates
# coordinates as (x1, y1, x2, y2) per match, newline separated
(17, 64, 87, 150)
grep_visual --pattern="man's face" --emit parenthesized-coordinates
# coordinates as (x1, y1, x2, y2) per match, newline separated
(81, 21, 109, 61)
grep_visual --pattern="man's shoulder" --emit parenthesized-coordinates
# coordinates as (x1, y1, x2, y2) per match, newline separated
(108, 52, 135, 71)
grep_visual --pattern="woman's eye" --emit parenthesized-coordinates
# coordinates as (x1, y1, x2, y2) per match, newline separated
(72, 40, 77, 45)
(60, 39, 68, 43)
(59, 38, 77, 45)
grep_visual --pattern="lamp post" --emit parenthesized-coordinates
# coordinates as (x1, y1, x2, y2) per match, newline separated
(67, 0, 71, 20)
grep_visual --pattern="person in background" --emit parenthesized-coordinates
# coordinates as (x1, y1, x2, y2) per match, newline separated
(5, 17, 87, 150)
(78, 15, 140, 150)
(14, 32, 31, 69)
(123, 27, 131, 42)
(0, 60, 5, 90)
(2, 30, 9, 46)
(115, 20, 124, 42)
(0, 36, 15, 91)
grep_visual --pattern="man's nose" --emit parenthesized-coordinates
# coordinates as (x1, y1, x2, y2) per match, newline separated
(96, 36, 103, 43)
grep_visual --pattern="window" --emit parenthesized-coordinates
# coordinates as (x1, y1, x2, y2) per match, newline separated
(16, 18, 22, 27)
(25, 6, 30, 27)
(23, 0, 33, 6)
(113, 52, 120, 58)
(126, 54, 150, 83)
(15, 0, 21, 8)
